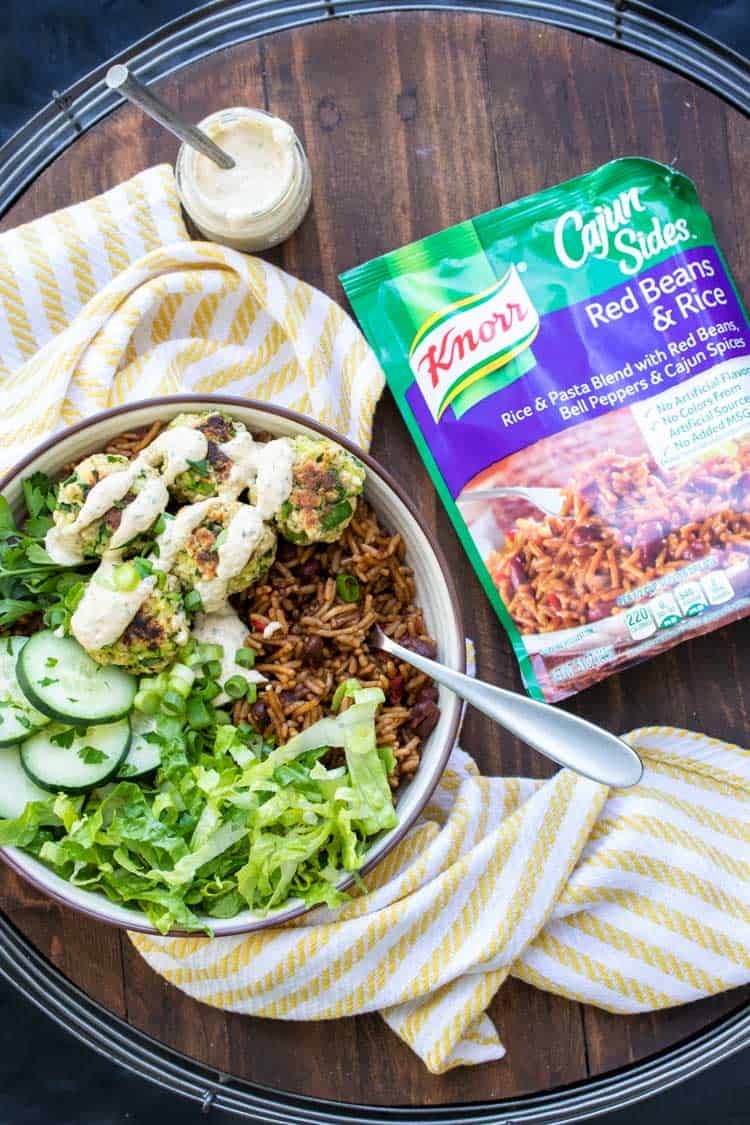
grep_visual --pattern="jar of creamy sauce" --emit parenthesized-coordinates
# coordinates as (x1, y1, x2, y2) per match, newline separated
(175, 107, 312, 252)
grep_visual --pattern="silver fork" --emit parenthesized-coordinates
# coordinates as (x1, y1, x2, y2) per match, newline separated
(457, 486, 568, 517)
(371, 627, 643, 788)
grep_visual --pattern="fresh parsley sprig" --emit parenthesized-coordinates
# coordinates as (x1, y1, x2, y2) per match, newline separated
(0, 473, 92, 628)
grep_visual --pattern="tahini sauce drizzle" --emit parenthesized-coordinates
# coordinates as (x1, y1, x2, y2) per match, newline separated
(253, 438, 294, 518)
(209, 506, 265, 611)
(109, 478, 169, 551)
(71, 558, 158, 651)
(46, 426, 209, 565)
(67, 429, 296, 651)
(213, 433, 294, 514)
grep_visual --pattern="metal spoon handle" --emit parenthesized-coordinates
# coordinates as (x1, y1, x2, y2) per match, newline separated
(375, 629, 643, 788)
(106, 65, 235, 169)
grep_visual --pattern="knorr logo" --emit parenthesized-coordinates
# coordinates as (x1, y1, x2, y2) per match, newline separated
(409, 265, 540, 421)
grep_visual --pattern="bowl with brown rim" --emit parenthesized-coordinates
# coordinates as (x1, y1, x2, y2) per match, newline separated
(0, 395, 465, 935)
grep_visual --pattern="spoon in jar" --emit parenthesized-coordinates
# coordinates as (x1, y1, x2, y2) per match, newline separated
(105, 65, 235, 169)
(370, 626, 643, 788)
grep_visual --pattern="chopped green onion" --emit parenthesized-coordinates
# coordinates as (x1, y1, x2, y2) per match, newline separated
(153, 514, 167, 536)
(213, 709, 232, 726)
(335, 574, 360, 603)
(215, 529, 229, 549)
(134, 689, 161, 715)
(153, 672, 170, 695)
(186, 697, 213, 729)
(322, 499, 352, 531)
(197, 679, 221, 701)
(205, 660, 223, 679)
(198, 643, 223, 662)
(133, 557, 154, 579)
(187, 458, 210, 477)
(184, 589, 203, 613)
(168, 663, 196, 698)
(113, 562, 139, 592)
(246, 683, 258, 704)
(235, 647, 255, 669)
(224, 675, 249, 699)
(161, 689, 186, 716)
(170, 662, 194, 683)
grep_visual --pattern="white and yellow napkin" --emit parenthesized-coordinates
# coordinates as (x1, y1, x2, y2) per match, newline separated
(0, 164, 382, 476)
(1, 166, 749, 1074)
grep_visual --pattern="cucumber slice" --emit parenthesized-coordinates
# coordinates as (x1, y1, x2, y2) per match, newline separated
(21, 718, 131, 794)
(17, 632, 137, 726)
(0, 744, 51, 818)
(0, 636, 51, 746)
(117, 712, 162, 779)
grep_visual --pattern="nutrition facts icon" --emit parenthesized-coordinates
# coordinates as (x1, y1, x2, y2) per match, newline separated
(674, 580, 709, 618)
(625, 605, 657, 641)
(648, 591, 682, 630)
(701, 569, 734, 606)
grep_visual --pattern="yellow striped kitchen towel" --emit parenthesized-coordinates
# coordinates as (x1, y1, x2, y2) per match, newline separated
(132, 728, 750, 1072)
(1, 167, 749, 1074)
(0, 164, 383, 476)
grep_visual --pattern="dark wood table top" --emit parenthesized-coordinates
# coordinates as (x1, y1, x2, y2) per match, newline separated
(1, 10, 749, 1107)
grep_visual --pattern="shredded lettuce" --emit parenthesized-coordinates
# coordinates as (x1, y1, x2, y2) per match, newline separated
(0, 679, 398, 934)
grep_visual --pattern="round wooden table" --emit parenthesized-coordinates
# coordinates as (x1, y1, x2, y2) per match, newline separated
(1, 9, 749, 1118)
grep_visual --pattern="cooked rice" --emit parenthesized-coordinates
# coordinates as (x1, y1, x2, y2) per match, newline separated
(103, 421, 440, 787)
(490, 444, 750, 634)
(106, 419, 163, 458)
(231, 501, 439, 787)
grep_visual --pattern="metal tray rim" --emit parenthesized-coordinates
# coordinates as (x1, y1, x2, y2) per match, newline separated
(1, 908, 749, 1122)
(0, 0, 749, 1118)
(0, 0, 748, 215)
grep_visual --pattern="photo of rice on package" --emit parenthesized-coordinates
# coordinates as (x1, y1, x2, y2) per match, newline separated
(341, 158, 750, 701)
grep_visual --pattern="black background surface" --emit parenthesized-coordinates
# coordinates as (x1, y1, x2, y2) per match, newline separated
(1, 2, 750, 1122)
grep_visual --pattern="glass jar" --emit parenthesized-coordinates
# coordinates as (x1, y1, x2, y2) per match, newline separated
(175, 107, 312, 252)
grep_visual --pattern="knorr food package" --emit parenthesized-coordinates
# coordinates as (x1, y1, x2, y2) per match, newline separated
(341, 158, 750, 701)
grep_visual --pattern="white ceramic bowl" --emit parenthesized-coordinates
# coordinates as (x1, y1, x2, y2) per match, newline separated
(0, 396, 464, 935)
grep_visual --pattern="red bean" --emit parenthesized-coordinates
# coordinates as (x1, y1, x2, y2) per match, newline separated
(571, 523, 602, 547)
(634, 520, 666, 567)
(299, 557, 320, 581)
(280, 685, 307, 708)
(634, 519, 666, 544)
(387, 675, 404, 705)
(415, 682, 439, 705)
(586, 599, 611, 623)
(251, 700, 268, 728)
(408, 700, 441, 739)
(508, 557, 528, 591)
(302, 634, 325, 668)
(399, 635, 438, 659)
